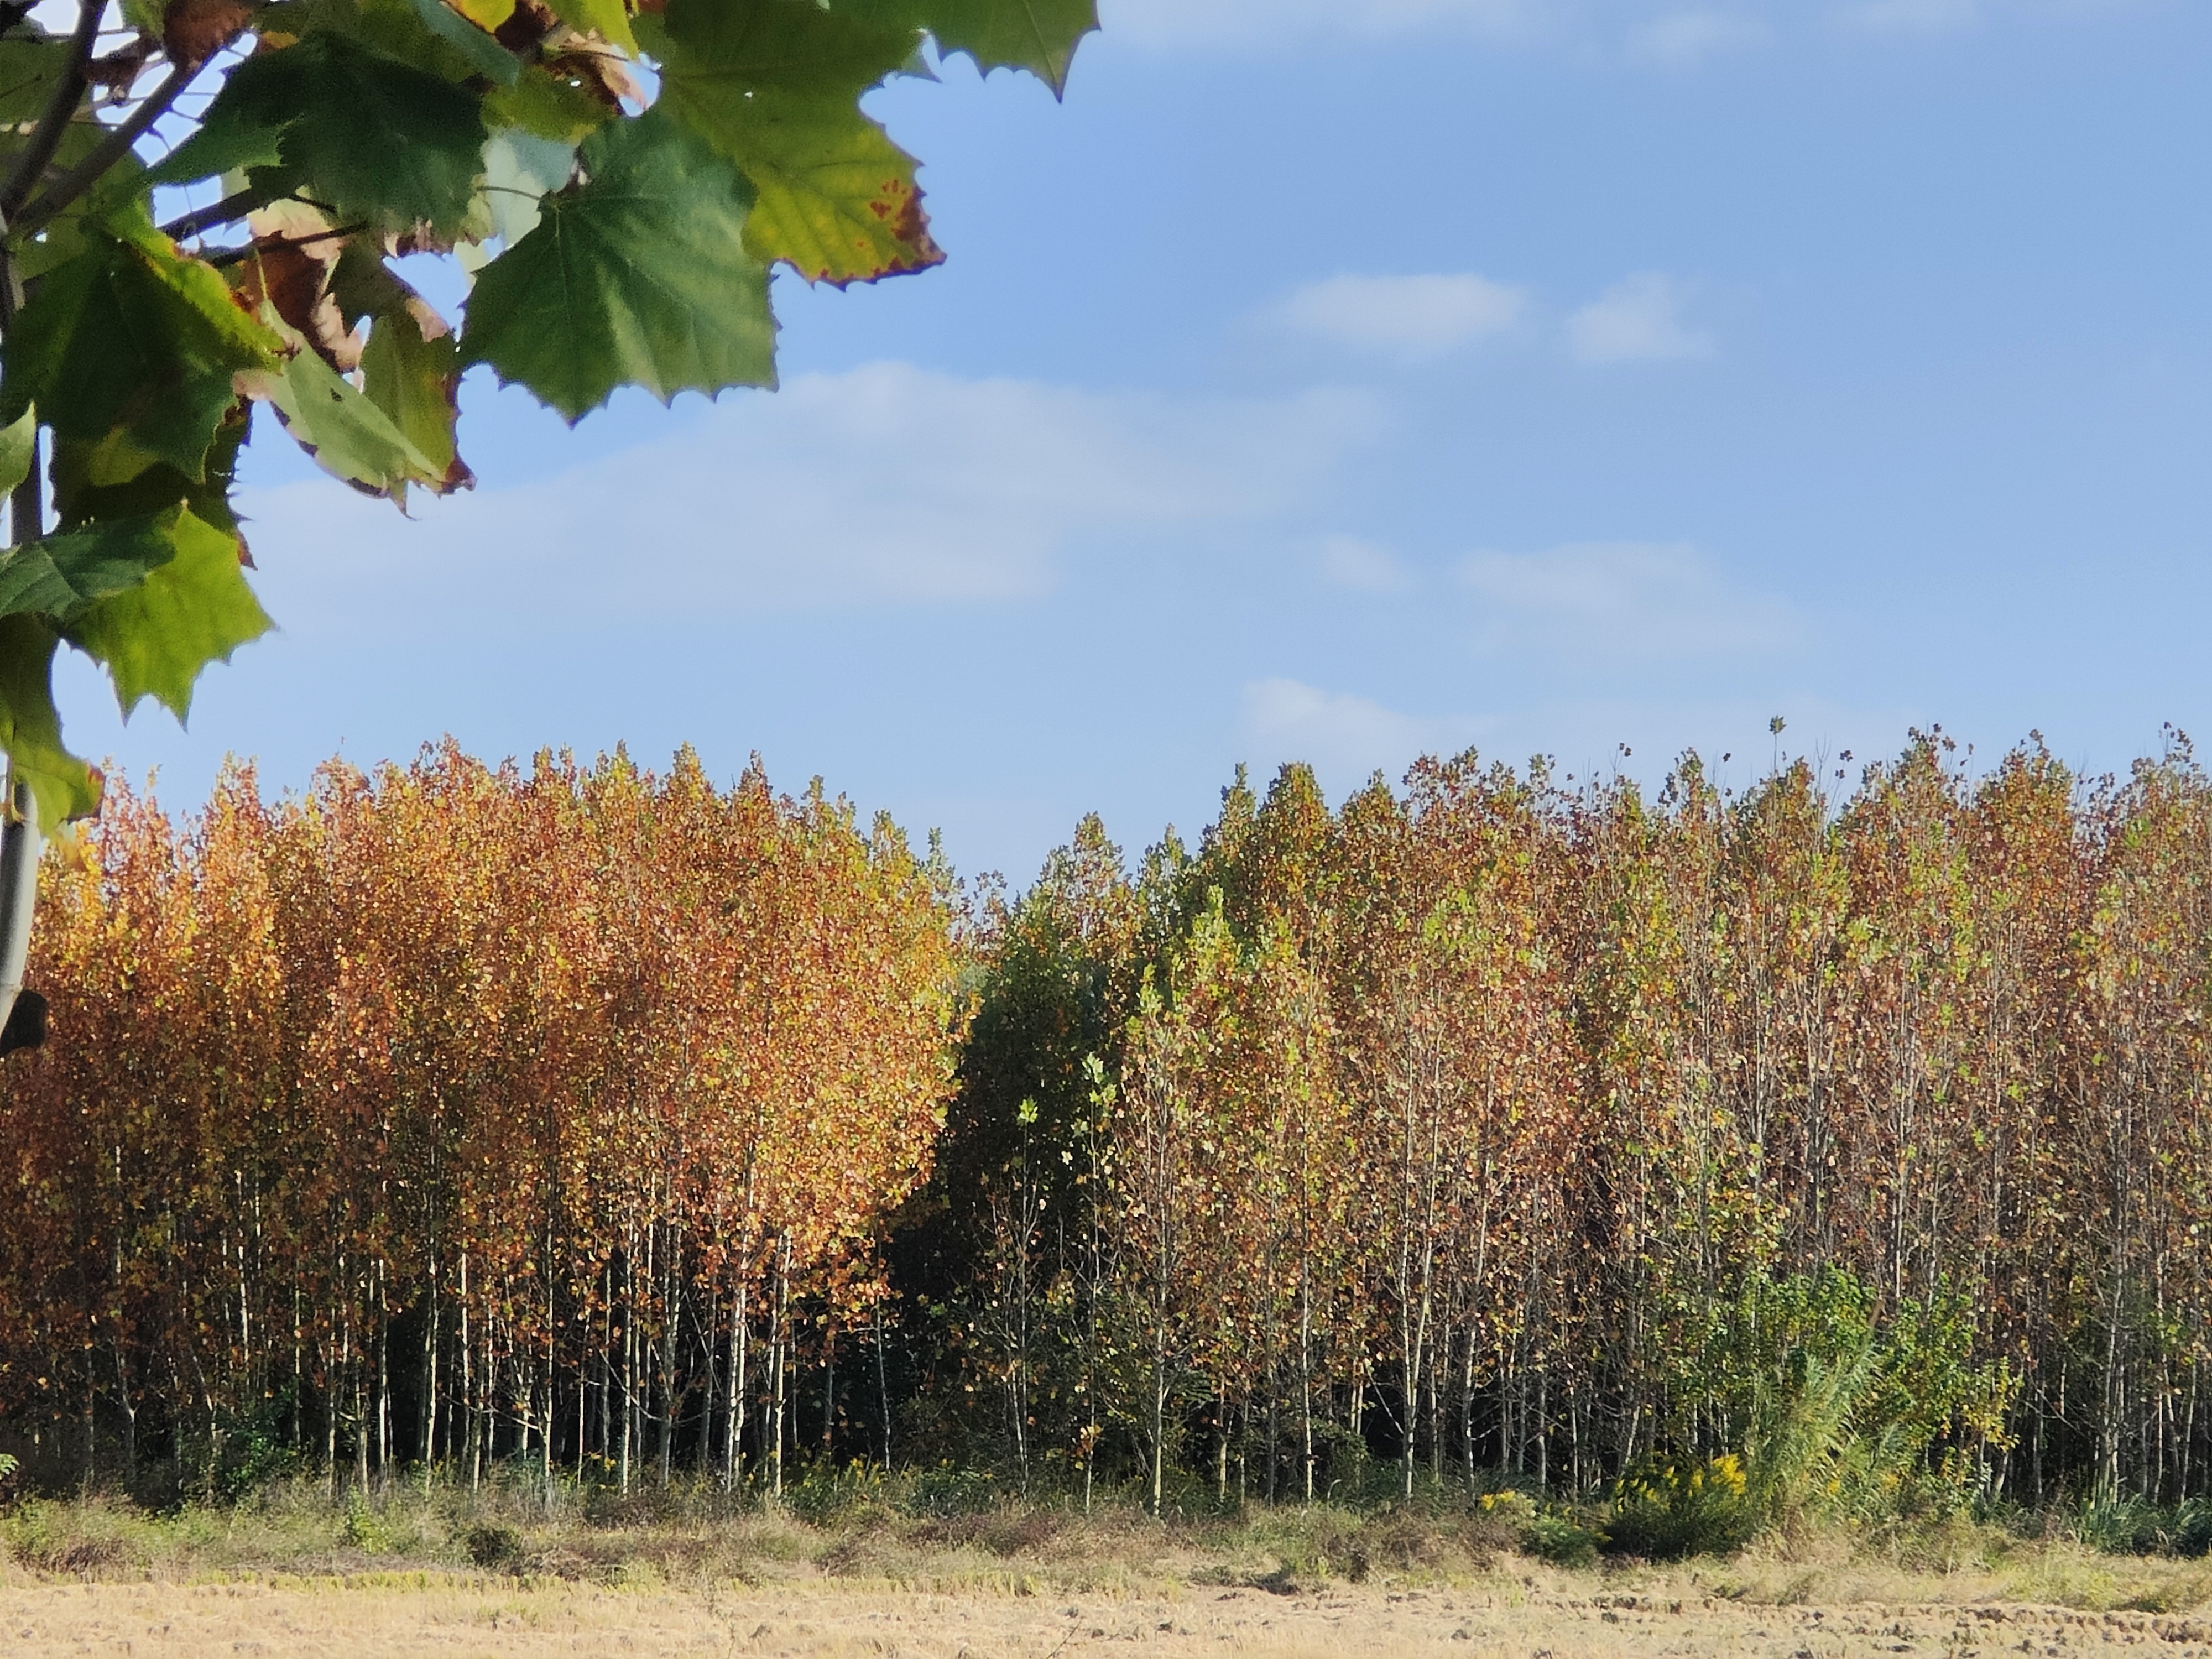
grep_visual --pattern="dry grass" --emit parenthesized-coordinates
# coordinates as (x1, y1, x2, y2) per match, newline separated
(2, 1484, 2211, 1657)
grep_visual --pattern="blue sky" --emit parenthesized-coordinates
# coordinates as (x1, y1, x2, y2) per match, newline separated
(56, 0, 2212, 884)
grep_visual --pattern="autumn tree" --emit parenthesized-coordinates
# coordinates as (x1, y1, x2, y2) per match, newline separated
(0, 0, 1097, 1039)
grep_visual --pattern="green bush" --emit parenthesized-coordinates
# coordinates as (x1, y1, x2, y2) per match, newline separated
(2076, 1496, 2212, 1559)
(463, 1523, 524, 1569)
(903, 1463, 1000, 1518)
(1623, 1266, 2021, 1553)
(1603, 1453, 1759, 1561)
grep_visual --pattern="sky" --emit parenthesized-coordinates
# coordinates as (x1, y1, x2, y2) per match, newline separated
(52, 0, 2212, 886)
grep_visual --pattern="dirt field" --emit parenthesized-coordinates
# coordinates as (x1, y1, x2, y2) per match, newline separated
(6, 1487, 2212, 1659)
(6, 1575, 2212, 1658)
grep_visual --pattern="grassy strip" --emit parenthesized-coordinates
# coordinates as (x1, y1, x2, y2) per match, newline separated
(0, 1472, 2209, 1616)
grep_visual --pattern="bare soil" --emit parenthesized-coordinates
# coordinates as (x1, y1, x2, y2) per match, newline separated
(6, 1575, 2212, 1658)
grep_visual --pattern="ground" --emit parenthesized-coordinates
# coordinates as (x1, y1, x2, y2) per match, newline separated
(6, 1577, 2212, 1658)
(3, 1489, 2211, 1658)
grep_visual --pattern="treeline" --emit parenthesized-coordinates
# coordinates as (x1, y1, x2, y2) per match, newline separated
(927, 730, 2211, 1516)
(1, 732, 2210, 1519)
(0, 745, 961, 1498)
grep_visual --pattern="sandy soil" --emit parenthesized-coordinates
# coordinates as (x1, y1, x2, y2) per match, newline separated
(5, 1578, 2212, 1659)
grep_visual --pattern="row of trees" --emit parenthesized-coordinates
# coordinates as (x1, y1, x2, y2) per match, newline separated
(0, 744, 962, 1497)
(940, 732, 2212, 1512)
(1, 731, 2209, 1515)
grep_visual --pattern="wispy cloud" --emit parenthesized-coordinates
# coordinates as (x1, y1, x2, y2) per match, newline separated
(1567, 273, 1712, 364)
(1271, 273, 1527, 358)
(1316, 535, 1419, 593)
(1459, 542, 1798, 658)
(1629, 9, 1771, 64)
(239, 363, 1384, 622)
(1242, 678, 1488, 782)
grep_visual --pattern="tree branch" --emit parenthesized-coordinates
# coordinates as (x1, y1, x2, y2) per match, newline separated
(159, 185, 268, 244)
(12, 58, 200, 242)
(205, 221, 367, 268)
(0, 0, 103, 223)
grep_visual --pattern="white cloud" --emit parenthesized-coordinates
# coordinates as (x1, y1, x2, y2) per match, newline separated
(1317, 535, 1418, 593)
(1458, 542, 1798, 657)
(1271, 273, 1526, 358)
(1104, 0, 1533, 49)
(1242, 679, 1489, 781)
(238, 362, 1383, 623)
(1629, 9, 1771, 64)
(1566, 273, 1712, 364)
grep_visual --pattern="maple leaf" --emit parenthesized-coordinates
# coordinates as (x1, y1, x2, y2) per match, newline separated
(153, 32, 488, 237)
(460, 109, 775, 421)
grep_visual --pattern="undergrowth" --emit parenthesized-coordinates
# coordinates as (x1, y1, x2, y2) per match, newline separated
(0, 1459, 2205, 1616)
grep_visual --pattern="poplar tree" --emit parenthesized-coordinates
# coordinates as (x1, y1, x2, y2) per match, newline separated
(0, 0, 1096, 1035)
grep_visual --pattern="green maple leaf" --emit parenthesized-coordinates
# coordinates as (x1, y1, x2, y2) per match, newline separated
(395, 0, 524, 86)
(153, 32, 488, 236)
(0, 508, 264, 822)
(460, 109, 776, 422)
(651, 49, 933, 284)
(0, 509, 213, 624)
(649, 0, 939, 283)
(0, 408, 33, 502)
(660, 0, 915, 98)
(241, 308, 447, 500)
(332, 247, 471, 492)
(59, 507, 274, 722)
(0, 36, 77, 126)
(858, 0, 1098, 94)
(2, 219, 279, 482)
(484, 67, 615, 145)
(51, 404, 250, 538)
(0, 617, 95, 826)
(544, 0, 637, 57)
(728, 109, 941, 285)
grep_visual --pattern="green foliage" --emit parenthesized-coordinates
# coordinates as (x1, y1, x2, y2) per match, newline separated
(646, 0, 938, 286)
(1606, 1268, 2021, 1557)
(0, 507, 264, 820)
(462, 1521, 524, 1568)
(1604, 1453, 1759, 1561)
(155, 33, 488, 234)
(208, 1386, 304, 1501)
(461, 110, 777, 420)
(903, 1462, 1002, 1517)
(60, 509, 273, 722)
(2, 218, 278, 479)
(1477, 1490, 1602, 1567)
(0, 617, 86, 821)
(2077, 1496, 2212, 1560)
(0, 0, 1097, 811)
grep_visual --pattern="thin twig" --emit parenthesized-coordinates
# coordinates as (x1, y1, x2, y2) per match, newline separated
(159, 185, 266, 243)
(13, 58, 199, 240)
(205, 221, 367, 268)
(0, 0, 102, 222)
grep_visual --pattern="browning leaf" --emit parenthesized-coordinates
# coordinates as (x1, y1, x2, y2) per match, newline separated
(493, 0, 559, 50)
(331, 243, 472, 493)
(236, 202, 362, 373)
(162, 0, 254, 68)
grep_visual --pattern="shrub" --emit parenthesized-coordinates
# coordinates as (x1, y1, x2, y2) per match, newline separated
(464, 1524, 524, 1570)
(2076, 1496, 2212, 1559)
(1603, 1453, 1758, 1561)
(904, 1463, 1000, 1518)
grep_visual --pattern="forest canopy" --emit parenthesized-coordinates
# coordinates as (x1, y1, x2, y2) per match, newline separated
(1, 729, 2209, 1544)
